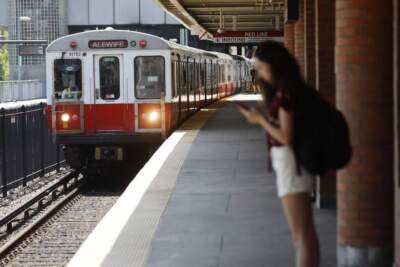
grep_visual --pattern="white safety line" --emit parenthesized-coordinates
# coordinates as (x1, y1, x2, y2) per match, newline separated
(228, 93, 262, 102)
(67, 130, 186, 267)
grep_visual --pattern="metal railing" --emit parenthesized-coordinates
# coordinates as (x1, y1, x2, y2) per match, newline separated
(0, 80, 45, 103)
(0, 102, 64, 197)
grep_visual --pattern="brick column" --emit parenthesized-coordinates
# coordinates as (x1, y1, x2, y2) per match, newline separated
(394, 0, 400, 265)
(294, 0, 305, 74)
(315, 0, 336, 209)
(304, 0, 316, 88)
(284, 23, 295, 55)
(336, 0, 394, 266)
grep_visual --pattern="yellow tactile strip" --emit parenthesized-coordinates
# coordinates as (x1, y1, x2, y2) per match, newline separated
(178, 98, 228, 131)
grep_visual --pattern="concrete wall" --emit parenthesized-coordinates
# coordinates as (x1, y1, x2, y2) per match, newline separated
(67, 0, 179, 26)
(0, 0, 180, 27)
(0, 0, 8, 28)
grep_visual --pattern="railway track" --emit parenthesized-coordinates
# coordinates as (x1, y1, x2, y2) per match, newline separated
(0, 172, 127, 266)
(0, 145, 150, 266)
(0, 171, 84, 265)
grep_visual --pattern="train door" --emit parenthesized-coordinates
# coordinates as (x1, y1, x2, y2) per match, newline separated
(93, 54, 127, 132)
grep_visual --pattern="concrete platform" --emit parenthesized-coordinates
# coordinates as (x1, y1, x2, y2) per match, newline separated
(68, 94, 337, 267)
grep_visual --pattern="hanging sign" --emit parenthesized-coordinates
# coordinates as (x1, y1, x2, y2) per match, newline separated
(212, 31, 283, 43)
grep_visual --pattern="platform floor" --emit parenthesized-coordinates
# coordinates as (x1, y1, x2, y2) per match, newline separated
(68, 94, 336, 267)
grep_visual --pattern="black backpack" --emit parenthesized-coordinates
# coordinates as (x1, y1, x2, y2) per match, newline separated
(292, 87, 352, 176)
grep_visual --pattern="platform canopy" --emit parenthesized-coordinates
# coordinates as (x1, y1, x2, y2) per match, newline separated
(154, 0, 285, 42)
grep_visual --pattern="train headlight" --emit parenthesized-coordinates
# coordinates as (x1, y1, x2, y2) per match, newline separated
(61, 113, 70, 122)
(148, 111, 159, 122)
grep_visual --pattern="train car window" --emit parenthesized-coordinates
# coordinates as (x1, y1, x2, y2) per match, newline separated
(187, 62, 190, 92)
(181, 61, 187, 94)
(99, 56, 120, 100)
(171, 61, 177, 97)
(200, 63, 205, 87)
(195, 62, 199, 90)
(135, 56, 165, 99)
(198, 63, 201, 88)
(222, 64, 226, 83)
(189, 62, 194, 92)
(54, 59, 82, 100)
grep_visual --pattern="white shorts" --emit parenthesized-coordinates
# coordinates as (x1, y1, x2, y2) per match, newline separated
(270, 146, 314, 198)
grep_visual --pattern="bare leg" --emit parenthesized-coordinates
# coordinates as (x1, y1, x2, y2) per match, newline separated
(281, 192, 320, 267)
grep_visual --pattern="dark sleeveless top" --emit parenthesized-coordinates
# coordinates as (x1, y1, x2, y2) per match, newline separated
(265, 89, 294, 170)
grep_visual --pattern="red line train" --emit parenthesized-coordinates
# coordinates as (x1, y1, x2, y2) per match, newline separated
(46, 29, 252, 172)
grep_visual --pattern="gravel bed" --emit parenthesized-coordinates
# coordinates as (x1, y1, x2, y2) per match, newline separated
(0, 168, 70, 218)
(3, 187, 121, 267)
(0, 174, 83, 248)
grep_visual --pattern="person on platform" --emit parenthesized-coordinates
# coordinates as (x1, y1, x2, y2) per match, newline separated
(237, 41, 320, 267)
(250, 67, 257, 93)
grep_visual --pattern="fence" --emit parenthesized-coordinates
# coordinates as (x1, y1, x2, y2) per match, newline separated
(0, 102, 64, 197)
(0, 80, 45, 103)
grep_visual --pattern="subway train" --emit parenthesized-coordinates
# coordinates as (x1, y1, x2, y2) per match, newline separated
(46, 29, 252, 171)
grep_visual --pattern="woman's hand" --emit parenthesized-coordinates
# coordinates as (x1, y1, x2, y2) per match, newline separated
(238, 105, 294, 145)
(237, 106, 263, 124)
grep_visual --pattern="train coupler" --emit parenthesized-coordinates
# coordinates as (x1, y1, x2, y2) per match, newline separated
(94, 146, 123, 161)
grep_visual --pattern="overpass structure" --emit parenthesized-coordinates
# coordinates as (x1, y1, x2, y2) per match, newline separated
(155, 0, 284, 42)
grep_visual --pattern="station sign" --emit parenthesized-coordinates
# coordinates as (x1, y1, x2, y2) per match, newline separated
(18, 45, 45, 56)
(212, 31, 283, 43)
(88, 40, 128, 49)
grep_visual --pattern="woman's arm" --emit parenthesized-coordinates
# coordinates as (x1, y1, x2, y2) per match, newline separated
(238, 106, 294, 145)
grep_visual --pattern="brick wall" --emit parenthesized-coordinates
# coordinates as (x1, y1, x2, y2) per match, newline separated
(294, 0, 305, 74)
(336, 0, 394, 249)
(284, 23, 295, 55)
(304, 0, 316, 88)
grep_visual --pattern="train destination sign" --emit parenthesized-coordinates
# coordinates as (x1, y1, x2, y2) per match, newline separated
(212, 31, 283, 43)
(88, 40, 128, 49)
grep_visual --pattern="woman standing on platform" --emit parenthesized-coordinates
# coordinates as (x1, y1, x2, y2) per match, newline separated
(237, 41, 320, 267)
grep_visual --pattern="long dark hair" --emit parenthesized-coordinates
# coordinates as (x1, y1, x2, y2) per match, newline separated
(254, 41, 309, 108)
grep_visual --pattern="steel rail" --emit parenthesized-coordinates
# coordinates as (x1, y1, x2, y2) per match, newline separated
(0, 171, 79, 234)
(0, 185, 82, 259)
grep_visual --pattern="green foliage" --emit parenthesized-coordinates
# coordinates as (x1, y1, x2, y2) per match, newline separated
(0, 29, 9, 81)
(0, 47, 9, 81)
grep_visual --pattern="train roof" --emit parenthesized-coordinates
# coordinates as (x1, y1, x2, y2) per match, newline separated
(47, 29, 233, 61)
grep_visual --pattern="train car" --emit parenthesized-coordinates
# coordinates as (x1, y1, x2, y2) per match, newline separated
(46, 29, 250, 170)
(232, 55, 254, 92)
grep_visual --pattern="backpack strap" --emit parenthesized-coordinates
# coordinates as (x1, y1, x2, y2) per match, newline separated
(293, 146, 302, 176)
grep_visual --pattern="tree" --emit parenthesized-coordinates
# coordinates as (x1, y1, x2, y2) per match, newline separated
(0, 47, 9, 81)
(0, 29, 9, 81)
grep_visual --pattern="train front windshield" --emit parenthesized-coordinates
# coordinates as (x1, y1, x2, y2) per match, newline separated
(135, 56, 165, 99)
(54, 59, 82, 100)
